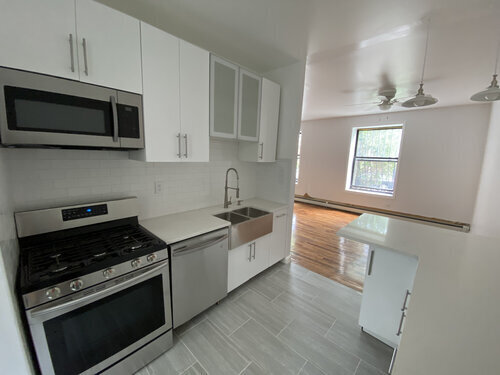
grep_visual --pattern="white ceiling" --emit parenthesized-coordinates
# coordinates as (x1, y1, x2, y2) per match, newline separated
(303, 0, 500, 120)
(98, 0, 500, 120)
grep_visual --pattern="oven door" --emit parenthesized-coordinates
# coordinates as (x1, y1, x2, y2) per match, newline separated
(0, 67, 144, 149)
(26, 260, 171, 375)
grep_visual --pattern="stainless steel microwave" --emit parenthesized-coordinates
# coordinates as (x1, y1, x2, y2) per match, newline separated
(0, 67, 144, 149)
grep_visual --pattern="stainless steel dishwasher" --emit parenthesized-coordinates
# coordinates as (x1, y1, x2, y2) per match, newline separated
(170, 228, 229, 328)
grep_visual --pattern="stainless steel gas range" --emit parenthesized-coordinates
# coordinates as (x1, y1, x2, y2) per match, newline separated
(15, 198, 173, 375)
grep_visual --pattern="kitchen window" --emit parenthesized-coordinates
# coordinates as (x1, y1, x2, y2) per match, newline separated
(346, 125, 403, 196)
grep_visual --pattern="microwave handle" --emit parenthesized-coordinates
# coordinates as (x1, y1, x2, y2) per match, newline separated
(110, 95, 119, 142)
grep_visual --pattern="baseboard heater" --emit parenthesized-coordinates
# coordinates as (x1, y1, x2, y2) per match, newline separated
(294, 194, 470, 232)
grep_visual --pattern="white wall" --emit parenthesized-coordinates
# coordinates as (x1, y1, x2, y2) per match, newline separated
(296, 104, 491, 223)
(0, 152, 33, 375)
(3, 140, 258, 218)
(471, 102, 500, 236)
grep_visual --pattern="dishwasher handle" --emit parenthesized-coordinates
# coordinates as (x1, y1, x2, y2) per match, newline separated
(172, 233, 228, 257)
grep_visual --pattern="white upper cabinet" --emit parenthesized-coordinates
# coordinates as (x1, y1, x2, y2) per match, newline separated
(130, 22, 180, 162)
(0, 0, 79, 80)
(238, 69, 261, 142)
(75, 0, 142, 93)
(210, 56, 239, 139)
(238, 78, 280, 162)
(180, 40, 210, 162)
(130, 24, 210, 163)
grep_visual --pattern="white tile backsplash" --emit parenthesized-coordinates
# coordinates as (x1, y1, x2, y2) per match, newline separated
(1, 140, 260, 219)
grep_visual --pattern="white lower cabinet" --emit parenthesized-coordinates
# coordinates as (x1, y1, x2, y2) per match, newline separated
(227, 209, 289, 292)
(227, 234, 270, 292)
(269, 208, 288, 265)
(359, 245, 418, 348)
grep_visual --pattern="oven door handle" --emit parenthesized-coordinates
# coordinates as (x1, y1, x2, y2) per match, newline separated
(29, 260, 169, 320)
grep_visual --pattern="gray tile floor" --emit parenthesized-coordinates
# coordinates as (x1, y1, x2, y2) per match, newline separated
(135, 262, 393, 375)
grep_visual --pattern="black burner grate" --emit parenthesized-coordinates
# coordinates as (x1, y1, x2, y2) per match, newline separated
(23, 224, 164, 285)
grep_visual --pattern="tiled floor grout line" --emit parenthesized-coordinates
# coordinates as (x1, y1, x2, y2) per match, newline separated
(227, 317, 252, 337)
(176, 316, 207, 337)
(249, 317, 308, 366)
(296, 359, 307, 375)
(247, 284, 282, 302)
(269, 290, 285, 303)
(324, 318, 337, 338)
(353, 358, 361, 375)
(178, 337, 210, 375)
(275, 317, 295, 337)
(229, 288, 250, 303)
(237, 361, 252, 375)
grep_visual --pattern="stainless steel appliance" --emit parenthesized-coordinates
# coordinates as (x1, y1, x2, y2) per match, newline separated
(0, 67, 144, 149)
(170, 228, 229, 327)
(15, 198, 172, 375)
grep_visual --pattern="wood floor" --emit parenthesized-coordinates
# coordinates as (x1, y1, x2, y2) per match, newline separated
(291, 202, 369, 292)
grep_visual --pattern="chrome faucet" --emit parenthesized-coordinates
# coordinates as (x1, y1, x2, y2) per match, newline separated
(224, 168, 240, 208)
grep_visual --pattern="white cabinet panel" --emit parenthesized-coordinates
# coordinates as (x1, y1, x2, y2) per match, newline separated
(248, 235, 271, 277)
(359, 245, 418, 348)
(210, 56, 239, 139)
(180, 41, 209, 162)
(75, 0, 142, 93)
(0, 0, 78, 80)
(228, 243, 252, 292)
(238, 78, 280, 162)
(130, 22, 180, 162)
(269, 209, 288, 265)
(258, 78, 280, 162)
(238, 69, 261, 142)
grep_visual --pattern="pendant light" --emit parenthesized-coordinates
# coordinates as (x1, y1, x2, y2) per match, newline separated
(470, 41, 500, 102)
(402, 20, 438, 108)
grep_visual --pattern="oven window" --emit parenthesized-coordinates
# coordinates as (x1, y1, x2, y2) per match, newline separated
(44, 275, 165, 375)
(4, 86, 112, 136)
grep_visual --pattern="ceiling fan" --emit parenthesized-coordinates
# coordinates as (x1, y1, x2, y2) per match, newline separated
(346, 88, 408, 111)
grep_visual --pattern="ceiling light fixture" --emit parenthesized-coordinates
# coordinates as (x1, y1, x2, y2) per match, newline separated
(402, 19, 438, 108)
(470, 41, 500, 102)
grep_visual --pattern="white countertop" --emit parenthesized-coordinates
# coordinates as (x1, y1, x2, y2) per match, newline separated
(140, 198, 288, 244)
(338, 214, 500, 375)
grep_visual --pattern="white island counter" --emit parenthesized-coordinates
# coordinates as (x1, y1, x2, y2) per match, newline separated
(338, 214, 500, 375)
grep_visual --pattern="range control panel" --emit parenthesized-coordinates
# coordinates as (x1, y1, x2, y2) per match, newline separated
(62, 204, 108, 221)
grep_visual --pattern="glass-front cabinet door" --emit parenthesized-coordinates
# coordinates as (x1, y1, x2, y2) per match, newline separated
(210, 56, 238, 139)
(238, 69, 261, 142)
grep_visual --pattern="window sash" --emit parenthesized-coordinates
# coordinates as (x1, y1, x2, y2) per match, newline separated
(350, 126, 402, 194)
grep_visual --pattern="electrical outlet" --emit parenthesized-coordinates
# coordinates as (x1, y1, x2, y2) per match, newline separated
(154, 181, 165, 194)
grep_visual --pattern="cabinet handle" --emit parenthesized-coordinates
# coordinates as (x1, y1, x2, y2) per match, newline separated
(176, 133, 182, 158)
(183, 134, 188, 158)
(367, 250, 375, 276)
(82, 38, 89, 76)
(388, 348, 397, 374)
(248, 244, 252, 262)
(401, 289, 411, 311)
(396, 311, 406, 336)
(276, 213, 286, 218)
(252, 242, 256, 260)
(259, 142, 264, 159)
(69, 34, 75, 72)
(110, 96, 118, 142)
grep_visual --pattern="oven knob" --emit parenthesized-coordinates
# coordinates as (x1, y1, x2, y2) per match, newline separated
(46, 287, 61, 300)
(70, 279, 84, 291)
(146, 253, 157, 263)
(131, 258, 142, 268)
(103, 268, 116, 279)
